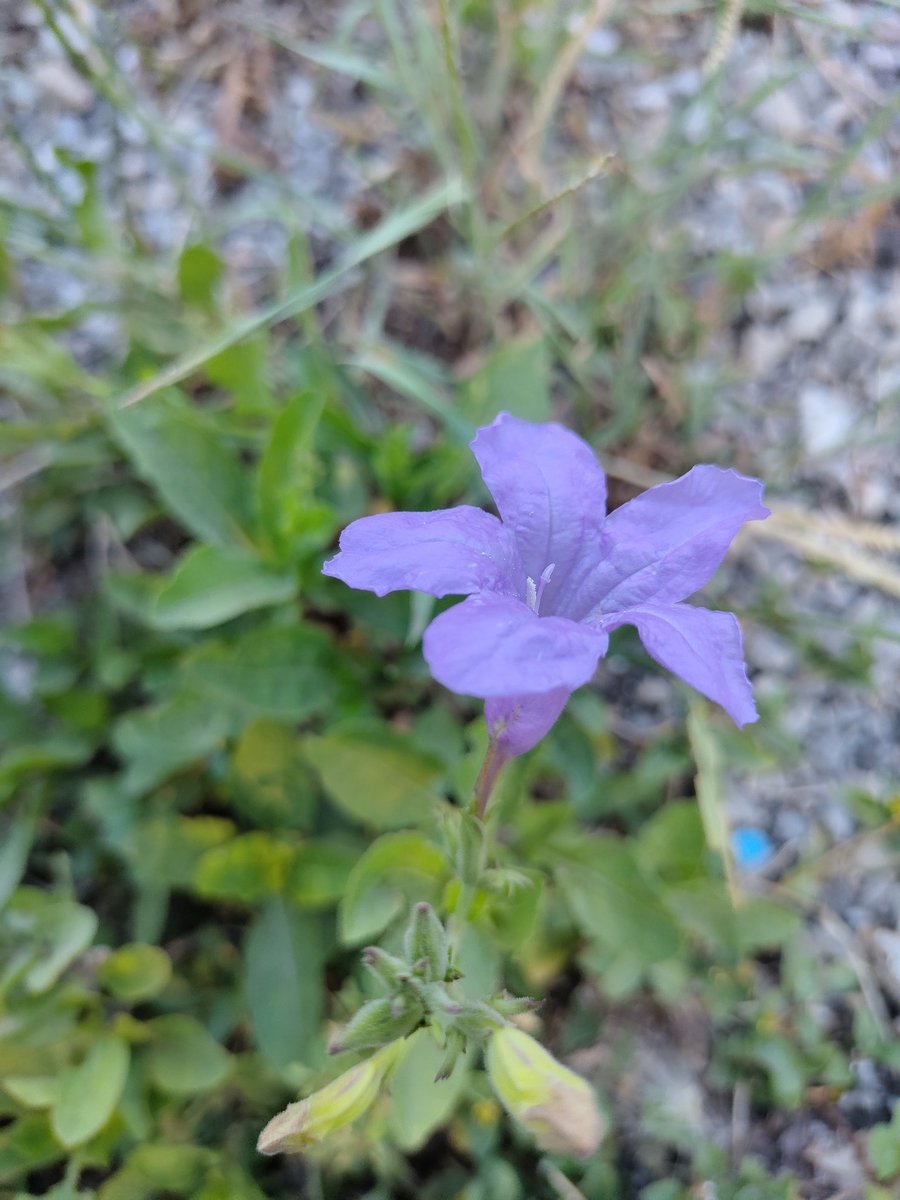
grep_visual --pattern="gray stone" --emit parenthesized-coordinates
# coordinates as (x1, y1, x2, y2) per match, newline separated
(741, 325, 789, 376)
(31, 58, 95, 111)
(787, 295, 838, 342)
(798, 384, 857, 456)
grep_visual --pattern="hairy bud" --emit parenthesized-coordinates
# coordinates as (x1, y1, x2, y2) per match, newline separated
(491, 992, 542, 1018)
(257, 1041, 402, 1155)
(403, 902, 449, 983)
(485, 1027, 605, 1159)
(361, 946, 409, 990)
(328, 996, 423, 1055)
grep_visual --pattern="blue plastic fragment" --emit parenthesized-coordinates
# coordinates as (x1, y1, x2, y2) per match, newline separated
(731, 826, 775, 870)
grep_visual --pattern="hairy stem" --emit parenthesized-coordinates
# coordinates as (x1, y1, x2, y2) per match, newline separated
(472, 735, 506, 820)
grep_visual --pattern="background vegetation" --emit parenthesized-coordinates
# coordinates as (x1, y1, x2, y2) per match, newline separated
(1, 2, 899, 1198)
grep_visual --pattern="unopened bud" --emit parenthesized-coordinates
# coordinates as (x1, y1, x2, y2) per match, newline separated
(257, 1041, 402, 1155)
(434, 1029, 465, 1082)
(328, 997, 423, 1055)
(403, 902, 449, 983)
(453, 998, 506, 1039)
(491, 992, 542, 1019)
(361, 946, 409, 990)
(485, 1027, 605, 1159)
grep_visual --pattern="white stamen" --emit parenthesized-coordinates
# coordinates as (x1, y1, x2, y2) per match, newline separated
(535, 563, 555, 612)
(526, 563, 556, 615)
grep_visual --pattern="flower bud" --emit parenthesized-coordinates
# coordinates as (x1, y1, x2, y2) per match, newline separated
(485, 1027, 604, 1159)
(490, 992, 542, 1019)
(328, 996, 423, 1055)
(257, 1041, 402, 1155)
(403, 902, 449, 983)
(434, 1028, 466, 1082)
(361, 946, 409, 990)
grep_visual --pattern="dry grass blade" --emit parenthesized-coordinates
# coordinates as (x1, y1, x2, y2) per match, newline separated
(770, 505, 900, 553)
(487, 0, 618, 196)
(703, 0, 745, 77)
(755, 518, 900, 601)
(495, 155, 615, 245)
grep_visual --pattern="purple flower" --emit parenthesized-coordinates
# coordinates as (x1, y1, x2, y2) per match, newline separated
(323, 414, 769, 758)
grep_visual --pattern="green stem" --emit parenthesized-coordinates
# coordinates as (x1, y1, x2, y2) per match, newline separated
(472, 735, 506, 821)
(449, 737, 507, 956)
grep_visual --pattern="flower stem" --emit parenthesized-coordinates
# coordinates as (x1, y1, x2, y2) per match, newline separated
(472, 736, 506, 821)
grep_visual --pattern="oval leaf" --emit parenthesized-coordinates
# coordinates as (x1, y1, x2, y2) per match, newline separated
(143, 1015, 230, 1095)
(153, 545, 296, 630)
(305, 720, 443, 830)
(51, 1035, 129, 1148)
(98, 944, 172, 1002)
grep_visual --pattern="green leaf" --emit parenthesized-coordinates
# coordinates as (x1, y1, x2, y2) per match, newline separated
(387, 1029, 469, 1151)
(185, 625, 336, 721)
(192, 1164, 268, 1200)
(124, 815, 235, 893)
(2, 1076, 61, 1109)
(636, 801, 707, 882)
(103, 570, 166, 625)
(305, 719, 443, 829)
(21, 899, 98, 994)
(153, 545, 296, 630)
(143, 1015, 231, 1095)
(194, 832, 294, 903)
(205, 336, 270, 410)
(459, 336, 551, 425)
(177, 243, 224, 307)
(98, 1144, 214, 1200)
(255, 391, 327, 557)
(108, 395, 252, 547)
(98, 944, 172, 1002)
(557, 838, 682, 967)
(230, 719, 317, 829)
(113, 689, 237, 796)
(51, 1034, 129, 1148)
(0, 1114, 60, 1186)
(0, 800, 39, 908)
(745, 1034, 808, 1109)
(285, 838, 360, 908)
(664, 878, 736, 955)
(243, 897, 323, 1069)
(338, 831, 447, 945)
(868, 1104, 900, 1181)
(0, 738, 91, 799)
(735, 897, 803, 953)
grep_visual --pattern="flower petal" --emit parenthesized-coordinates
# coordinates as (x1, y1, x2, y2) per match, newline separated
(423, 596, 608, 698)
(485, 686, 573, 757)
(571, 466, 768, 616)
(322, 506, 519, 598)
(602, 602, 758, 726)
(471, 413, 607, 613)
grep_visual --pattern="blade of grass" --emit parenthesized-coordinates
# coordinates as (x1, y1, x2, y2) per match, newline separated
(230, 14, 400, 92)
(348, 340, 473, 441)
(115, 177, 468, 411)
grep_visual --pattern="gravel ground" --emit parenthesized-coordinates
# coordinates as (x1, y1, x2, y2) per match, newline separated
(3, 2, 899, 1195)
